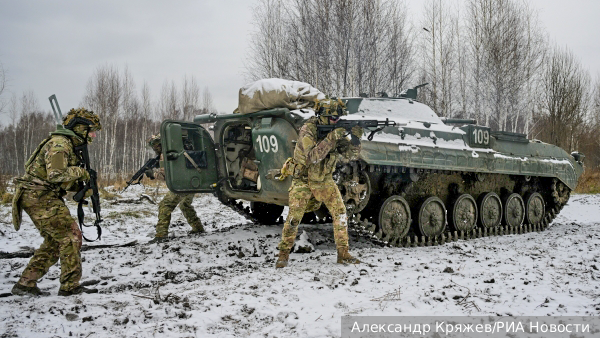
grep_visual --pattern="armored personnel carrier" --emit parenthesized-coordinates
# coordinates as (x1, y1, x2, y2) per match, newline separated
(160, 81, 584, 247)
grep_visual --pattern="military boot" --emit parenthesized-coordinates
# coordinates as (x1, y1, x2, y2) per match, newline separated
(58, 285, 99, 297)
(148, 237, 169, 244)
(275, 250, 290, 268)
(337, 247, 360, 264)
(11, 283, 49, 296)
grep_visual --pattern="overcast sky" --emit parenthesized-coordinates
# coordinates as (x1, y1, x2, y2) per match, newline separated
(0, 0, 598, 124)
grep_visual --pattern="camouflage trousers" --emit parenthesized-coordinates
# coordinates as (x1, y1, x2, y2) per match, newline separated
(156, 191, 203, 238)
(278, 178, 349, 252)
(17, 189, 82, 292)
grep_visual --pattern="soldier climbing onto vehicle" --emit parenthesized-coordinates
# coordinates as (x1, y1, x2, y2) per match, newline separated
(11, 108, 102, 296)
(276, 98, 363, 268)
(147, 134, 205, 244)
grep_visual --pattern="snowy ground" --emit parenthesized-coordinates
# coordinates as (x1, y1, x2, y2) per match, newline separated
(0, 185, 599, 338)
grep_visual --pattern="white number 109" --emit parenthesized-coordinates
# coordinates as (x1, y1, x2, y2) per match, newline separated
(472, 129, 489, 145)
(256, 135, 279, 153)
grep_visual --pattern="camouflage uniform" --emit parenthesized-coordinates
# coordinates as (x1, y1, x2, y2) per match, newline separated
(11, 108, 101, 294)
(147, 134, 204, 239)
(277, 99, 362, 266)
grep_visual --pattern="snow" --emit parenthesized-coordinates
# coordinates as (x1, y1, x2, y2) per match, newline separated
(292, 231, 314, 253)
(290, 108, 316, 119)
(347, 98, 441, 124)
(1, 187, 599, 337)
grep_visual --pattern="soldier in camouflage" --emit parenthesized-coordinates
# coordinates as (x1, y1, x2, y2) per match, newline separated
(11, 108, 102, 296)
(147, 134, 204, 244)
(276, 98, 363, 268)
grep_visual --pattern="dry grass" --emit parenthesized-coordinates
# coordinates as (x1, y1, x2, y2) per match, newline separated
(575, 167, 600, 194)
(98, 174, 165, 191)
(0, 174, 10, 196)
(99, 188, 119, 200)
(2, 192, 13, 204)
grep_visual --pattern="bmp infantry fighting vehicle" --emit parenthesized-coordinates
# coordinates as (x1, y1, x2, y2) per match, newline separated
(160, 79, 584, 247)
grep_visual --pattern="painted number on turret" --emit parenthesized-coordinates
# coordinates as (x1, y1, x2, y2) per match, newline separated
(469, 126, 491, 148)
(256, 135, 279, 153)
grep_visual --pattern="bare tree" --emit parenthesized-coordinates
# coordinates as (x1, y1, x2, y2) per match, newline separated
(21, 91, 40, 163)
(120, 66, 137, 174)
(159, 80, 179, 120)
(201, 86, 215, 114)
(0, 63, 7, 114)
(464, 0, 546, 133)
(247, 0, 414, 98)
(419, 0, 458, 117)
(181, 75, 200, 121)
(535, 46, 590, 152)
(8, 94, 19, 174)
(245, 0, 289, 80)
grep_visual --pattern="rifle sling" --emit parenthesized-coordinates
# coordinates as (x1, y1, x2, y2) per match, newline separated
(183, 151, 203, 173)
(77, 199, 102, 242)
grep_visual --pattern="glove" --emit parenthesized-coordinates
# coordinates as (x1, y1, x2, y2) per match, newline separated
(145, 169, 156, 180)
(329, 128, 346, 141)
(350, 126, 363, 146)
(80, 169, 90, 182)
(351, 126, 364, 138)
(84, 189, 93, 198)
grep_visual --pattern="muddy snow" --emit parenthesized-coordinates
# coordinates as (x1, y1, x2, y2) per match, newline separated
(1, 185, 599, 337)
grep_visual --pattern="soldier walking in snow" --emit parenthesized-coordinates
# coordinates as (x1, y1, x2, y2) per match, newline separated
(276, 99, 362, 268)
(146, 134, 204, 243)
(11, 108, 102, 296)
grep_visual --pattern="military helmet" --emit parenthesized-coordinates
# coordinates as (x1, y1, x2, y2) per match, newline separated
(315, 98, 347, 124)
(62, 108, 102, 132)
(147, 134, 162, 153)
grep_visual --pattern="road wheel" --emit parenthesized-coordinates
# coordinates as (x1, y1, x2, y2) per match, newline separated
(417, 196, 446, 237)
(477, 192, 502, 228)
(502, 193, 525, 227)
(378, 195, 411, 243)
(524, 192, 545, 226)
(449, 194, 477, 232)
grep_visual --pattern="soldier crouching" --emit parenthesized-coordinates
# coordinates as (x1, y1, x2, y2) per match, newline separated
(146, 134, 204, 244)
(11, 108, 102, 296)
(276, 98, 362, 268)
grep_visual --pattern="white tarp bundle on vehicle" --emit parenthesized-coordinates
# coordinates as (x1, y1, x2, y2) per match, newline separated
(238, 78, 326, 114)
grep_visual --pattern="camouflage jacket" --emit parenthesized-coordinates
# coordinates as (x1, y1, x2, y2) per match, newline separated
(19, 130, 88, 192)
(294, 117, 360, 182)
(13, 129, 88, 230)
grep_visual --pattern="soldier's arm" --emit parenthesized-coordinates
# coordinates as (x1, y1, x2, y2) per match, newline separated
(338, 125, 362, 161)
(44, 139, 88, 184)
(304, 125, 338, 165)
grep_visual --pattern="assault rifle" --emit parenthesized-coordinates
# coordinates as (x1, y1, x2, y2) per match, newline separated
(49, 94, 102, 242)
(73, 142, 103, 242)
(316, 118, 397, 144)
(122, 155, 161, 192)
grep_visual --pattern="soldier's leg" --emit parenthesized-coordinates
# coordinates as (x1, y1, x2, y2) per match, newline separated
(156, 191, 183, 238)
(18, 235, 59, 287)
(20, 191, 83, 291)
(278, 184, 312, 253)
(311, 180, 349, 249)
(178, 193, 203, 232)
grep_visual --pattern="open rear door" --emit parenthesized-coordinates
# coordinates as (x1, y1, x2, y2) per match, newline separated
(160, 120, 218, 193)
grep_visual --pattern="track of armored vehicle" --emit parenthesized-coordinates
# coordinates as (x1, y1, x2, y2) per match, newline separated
(219, 167, 572, 248)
